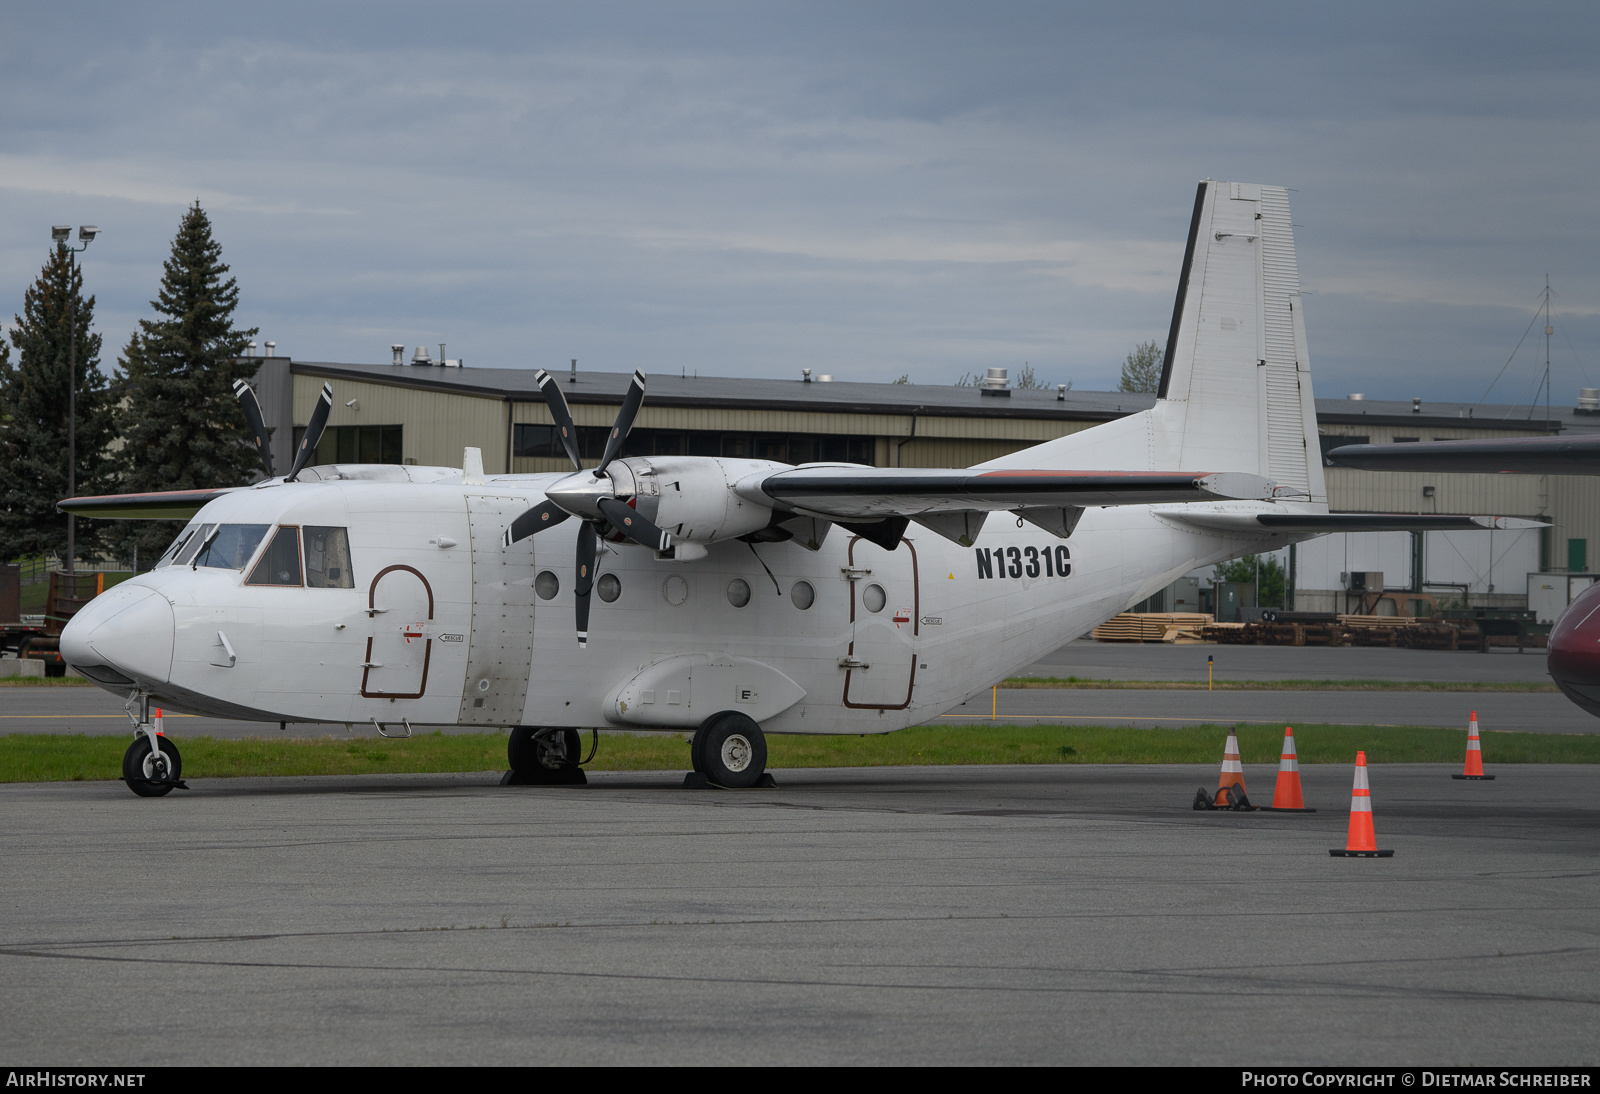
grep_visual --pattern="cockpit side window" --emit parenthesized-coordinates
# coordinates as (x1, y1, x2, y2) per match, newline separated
(303, 526, 355, 589)
(156, 523, 200, 568)
(247, 526, 304, 586)
(192, 524, 270, 571)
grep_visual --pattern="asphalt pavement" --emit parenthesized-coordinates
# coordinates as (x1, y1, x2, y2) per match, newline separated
(2, 764, 1595, 1065)
(1, 638, 1581, 737)
(1019, 639, 1554, 684)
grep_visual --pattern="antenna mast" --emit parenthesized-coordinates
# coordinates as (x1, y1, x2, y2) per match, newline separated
(1545, 275, 1554, 433)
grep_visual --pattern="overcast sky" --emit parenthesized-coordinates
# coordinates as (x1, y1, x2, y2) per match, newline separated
(2, 2, 1596, 403)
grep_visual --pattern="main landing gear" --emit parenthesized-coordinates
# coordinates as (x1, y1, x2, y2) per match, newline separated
(686, 711, 777, 790)
(503, 727, 589, 785)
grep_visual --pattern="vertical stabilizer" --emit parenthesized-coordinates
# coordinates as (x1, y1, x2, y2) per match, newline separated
(985, 181, 1326, 505)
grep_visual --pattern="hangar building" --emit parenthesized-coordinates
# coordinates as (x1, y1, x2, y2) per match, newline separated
(244, 352, 1600, 619)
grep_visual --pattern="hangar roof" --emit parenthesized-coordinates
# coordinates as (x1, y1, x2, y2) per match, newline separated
(285, 358, 1594, 434)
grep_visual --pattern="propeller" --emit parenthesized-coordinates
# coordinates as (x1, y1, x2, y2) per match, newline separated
(232, 379, 274, 478)
(504, 368, 672, 647)
(286, 383, 333, 482)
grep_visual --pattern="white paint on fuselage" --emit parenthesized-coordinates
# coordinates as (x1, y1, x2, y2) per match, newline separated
(80, 471, 1296, 735)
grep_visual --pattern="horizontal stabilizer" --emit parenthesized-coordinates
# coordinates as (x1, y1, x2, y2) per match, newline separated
(750, 468, 1275, 521)
(57, 488, 239, 520)
(1328, 436, 1600, 475)
(1168, 511, 1547, 534)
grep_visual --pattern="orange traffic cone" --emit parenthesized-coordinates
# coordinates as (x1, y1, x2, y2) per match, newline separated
(1330, 751, 1393, 857)
(1215, 727, 1249, 808)
(1265, 727, 1315, 812)
(1452, 711, 1495, 780)
(154, 708, 165, 736)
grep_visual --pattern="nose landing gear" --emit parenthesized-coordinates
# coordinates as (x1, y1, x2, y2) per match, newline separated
(122, 734, 187, 797)
(120, 690, 190, 797)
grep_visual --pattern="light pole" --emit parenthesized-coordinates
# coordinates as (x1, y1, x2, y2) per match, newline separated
(51, 225, 97, 574)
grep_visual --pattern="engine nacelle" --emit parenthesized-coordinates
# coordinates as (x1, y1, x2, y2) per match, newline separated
(610, 457, 782, 547)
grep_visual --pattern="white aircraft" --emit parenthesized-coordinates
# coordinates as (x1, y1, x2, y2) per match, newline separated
(58, 180, 1536, 796)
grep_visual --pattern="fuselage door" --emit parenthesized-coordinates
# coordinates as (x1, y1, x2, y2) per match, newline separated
(458, 494, 537, 725)
(842, 535, 920, 709)
(362, 565, 434, 699)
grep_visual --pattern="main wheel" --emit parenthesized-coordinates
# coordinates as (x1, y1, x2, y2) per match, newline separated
(122, 736, 183, 798)
(695, 712, 767, 789)
(507, 727, 585, 785)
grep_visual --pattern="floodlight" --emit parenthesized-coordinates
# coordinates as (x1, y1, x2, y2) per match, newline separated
(78, 226, 98, 242)
(52, 226, 71, 242)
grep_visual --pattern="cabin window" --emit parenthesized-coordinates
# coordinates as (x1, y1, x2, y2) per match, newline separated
(156, 524, 200, 568)
(534, 571, 560, 600)
(192, 524, 270, 571)
(726, 578, 751, 608)
(791, 581, 815, 610)
(597, 573, 622, 603)
(304, 527, 355, 589)
(863, 583, 887, 613)
(248, 526, 304, 586)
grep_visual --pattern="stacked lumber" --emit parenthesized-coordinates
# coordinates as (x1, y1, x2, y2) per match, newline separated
(1092, 612, 1214, 643)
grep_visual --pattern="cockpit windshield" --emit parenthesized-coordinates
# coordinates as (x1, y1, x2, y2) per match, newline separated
(175, 524, 271, 571)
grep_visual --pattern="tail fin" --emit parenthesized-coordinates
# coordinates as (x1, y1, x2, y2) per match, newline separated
(985, 180, 1326, 504)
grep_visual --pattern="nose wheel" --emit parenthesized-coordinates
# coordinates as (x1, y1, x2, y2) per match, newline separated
(122, 734, 187, 797)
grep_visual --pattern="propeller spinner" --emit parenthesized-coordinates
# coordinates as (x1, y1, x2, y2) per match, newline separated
(504, 369, 673, 648)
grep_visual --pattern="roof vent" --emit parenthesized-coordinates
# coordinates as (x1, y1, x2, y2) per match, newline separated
(818, 374, 833, 382)
(412, 346, 432, 366)
(1578, 388, 1600, 415)
(979, 367, 1010, 397)
(1347, 393, 1364, 401)
(1057, 383, 1067, 402)
(264, 341, 276, 357)
(392, 344, 405, 366)
(1412, 397, 1422, 414)
(802, 368, 812, 383)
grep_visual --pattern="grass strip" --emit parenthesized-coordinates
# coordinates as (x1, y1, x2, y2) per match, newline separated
(1002, 677, 1557, 692)
(5, 723, 1599, 784)
(0, 676, 93, 687)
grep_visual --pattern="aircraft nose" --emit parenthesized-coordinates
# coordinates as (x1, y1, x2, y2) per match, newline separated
(1547, 583, 1600, 716)
(59, 584, 175, 687)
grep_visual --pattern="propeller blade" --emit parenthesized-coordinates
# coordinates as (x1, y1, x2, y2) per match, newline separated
(596, 496, 672, 552)
(595, 369, 646, 474)
(533, 369, 583, 472)
(286, 382, 333, 482)
(232, 379, 274, 477)
(503, 499, 572, 547)
(574, 520, 597, 648)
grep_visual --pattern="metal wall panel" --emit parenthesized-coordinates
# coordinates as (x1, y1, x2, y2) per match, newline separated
(294, 376, 507, 470)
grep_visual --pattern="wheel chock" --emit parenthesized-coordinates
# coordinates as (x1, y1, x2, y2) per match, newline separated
(682, 771, 780, 790)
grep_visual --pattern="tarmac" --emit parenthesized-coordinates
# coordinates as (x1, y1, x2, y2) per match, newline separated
(2, 763, 1596, 1065)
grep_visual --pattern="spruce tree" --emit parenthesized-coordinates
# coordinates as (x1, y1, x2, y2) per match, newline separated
(0, 246, 117, 563)
(116, 202, 260, 556)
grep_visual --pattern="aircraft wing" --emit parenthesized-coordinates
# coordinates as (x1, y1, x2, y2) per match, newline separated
(1326, 435, 1600, 475)
(1166, 511, 1546, 533)
(751, 468, 1275, 518)
(57, 488, 240, 520)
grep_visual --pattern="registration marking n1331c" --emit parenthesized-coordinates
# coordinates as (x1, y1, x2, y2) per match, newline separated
(975, 544, 1072, 580)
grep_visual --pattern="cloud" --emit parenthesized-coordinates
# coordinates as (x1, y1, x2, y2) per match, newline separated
(0, 3, 1596, 399)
